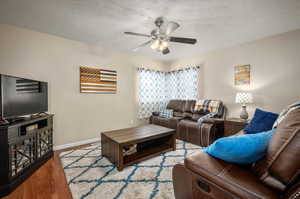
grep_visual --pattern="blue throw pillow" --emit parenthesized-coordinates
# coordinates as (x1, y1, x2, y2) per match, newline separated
(159, 109, 173, 119)
(203, 129, 274, 164)
(244, 109, 278, 134)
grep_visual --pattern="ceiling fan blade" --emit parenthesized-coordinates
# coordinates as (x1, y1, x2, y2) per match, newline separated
(169, 37, 197, 44)
(165, 21, 180, 35)
(162, 48, 170, 55)
(124, 32, 151, 38)
(133, 40, 152, 51)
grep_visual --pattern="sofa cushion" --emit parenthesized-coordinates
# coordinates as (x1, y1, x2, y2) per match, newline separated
(174, 111, 184, 117)
(244, 109, 278, 134)
(183, 112, 193, 119)
(166, 100, 185, 112)
(184, 152, 279, 199)
(191, 113, 206, 121)
(183, 100, 196, 113)
(203, 129, 274, 164)
(151, 116, 169, 128)
(150, 115, 182, 130)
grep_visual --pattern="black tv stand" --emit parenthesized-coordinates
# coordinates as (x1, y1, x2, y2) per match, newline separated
(4, 113, 50, 124)
(6, 116, 28, 123)
(0, 119, 9, 126)
(0, 114, 54, 197)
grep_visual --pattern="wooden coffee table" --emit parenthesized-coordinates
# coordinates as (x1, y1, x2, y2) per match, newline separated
(101, 124, 176, 171)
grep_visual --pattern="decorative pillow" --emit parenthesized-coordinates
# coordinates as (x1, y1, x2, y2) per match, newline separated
(194, 99, 223, 116)
(203, 129, 274, 164)
(159, 109, 173, 119)
(244, 109, 278, 134)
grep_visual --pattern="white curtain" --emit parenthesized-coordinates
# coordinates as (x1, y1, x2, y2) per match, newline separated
(138, 66, 200, 119)
(166, 67, 200, 100)
(137, 68, 168, 119)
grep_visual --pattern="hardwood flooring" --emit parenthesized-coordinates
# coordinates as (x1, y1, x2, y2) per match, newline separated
(1, 143, 95, 199)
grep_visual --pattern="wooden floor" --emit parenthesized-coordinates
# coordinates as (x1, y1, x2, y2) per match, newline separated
(1, 144, 95, 199)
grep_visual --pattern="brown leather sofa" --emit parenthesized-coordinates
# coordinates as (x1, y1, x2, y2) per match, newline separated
(172, 108, 300, 199)
(149, 99, 225, 147)
(150, 100, 187, 130)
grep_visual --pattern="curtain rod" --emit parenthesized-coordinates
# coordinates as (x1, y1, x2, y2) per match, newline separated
(138, 66, 200, 72)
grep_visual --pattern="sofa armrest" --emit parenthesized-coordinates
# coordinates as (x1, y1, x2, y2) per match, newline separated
(184, 152, 279, 199)
(152, 111, 160, 116)
(149, 112, 160, 123)
(201, 118, 224, 125)
(173, 163, 193, 199)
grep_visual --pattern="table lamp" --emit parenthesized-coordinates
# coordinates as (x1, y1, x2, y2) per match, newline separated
(235, 92, 253, 120)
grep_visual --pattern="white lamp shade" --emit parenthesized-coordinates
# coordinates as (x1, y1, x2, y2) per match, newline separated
(235, 92, 253, 104)
(150, 40, 160, 50)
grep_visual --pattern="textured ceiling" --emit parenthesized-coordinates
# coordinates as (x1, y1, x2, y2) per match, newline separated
(1, 0, 300, 61)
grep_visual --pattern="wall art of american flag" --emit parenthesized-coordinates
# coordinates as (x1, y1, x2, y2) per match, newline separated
(80, 66, 117, 94)
(16, 78, 41, 93)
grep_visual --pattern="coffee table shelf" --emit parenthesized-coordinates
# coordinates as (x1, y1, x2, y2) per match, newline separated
(124, 143, 172, 166)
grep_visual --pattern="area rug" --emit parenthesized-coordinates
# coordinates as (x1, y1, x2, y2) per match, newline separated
(59, 140, 202, 199)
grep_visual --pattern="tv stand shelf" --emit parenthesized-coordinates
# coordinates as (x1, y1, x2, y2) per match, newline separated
(0, 114, 54, 197)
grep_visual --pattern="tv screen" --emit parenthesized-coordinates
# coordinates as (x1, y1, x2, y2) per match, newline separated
(0, 75, 48, 119)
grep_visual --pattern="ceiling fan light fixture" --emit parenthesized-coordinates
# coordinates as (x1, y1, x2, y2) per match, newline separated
(158, 40, 169, 52)
(159, 45, 165, 52)
(150, 39, 160, 50)
(159, 44, 167, 52)
(161, 40, 168, 48)
(125, 17, 197, 55)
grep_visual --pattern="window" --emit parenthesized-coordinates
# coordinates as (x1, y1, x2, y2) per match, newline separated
(166, 67, 200, 100)
(137, 68, 168, 119)
(137, 67, 200, 119)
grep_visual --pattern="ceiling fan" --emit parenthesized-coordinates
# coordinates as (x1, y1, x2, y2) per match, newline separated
(124, 17, 197, 55)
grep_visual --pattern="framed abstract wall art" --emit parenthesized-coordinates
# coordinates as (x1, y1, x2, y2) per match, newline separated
(234, 64, 251, 85)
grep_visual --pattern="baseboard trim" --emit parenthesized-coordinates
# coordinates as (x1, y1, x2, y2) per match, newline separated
(53, 137, 101, 151)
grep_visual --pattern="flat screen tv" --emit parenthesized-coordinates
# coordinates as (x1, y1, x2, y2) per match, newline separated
(0, 74, 48, 119)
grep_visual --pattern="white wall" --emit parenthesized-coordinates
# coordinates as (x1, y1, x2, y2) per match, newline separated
(0, 24, 166, 146)
(168, 29, 300, 118)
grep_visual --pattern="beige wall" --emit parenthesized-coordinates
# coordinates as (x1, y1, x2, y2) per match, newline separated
(0, 24, 166, 146)
(1, 24, 299, 146)
(168, 29, 300, 118)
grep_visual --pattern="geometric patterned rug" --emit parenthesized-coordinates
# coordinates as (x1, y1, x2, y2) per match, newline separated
(59, 140, 202, 199)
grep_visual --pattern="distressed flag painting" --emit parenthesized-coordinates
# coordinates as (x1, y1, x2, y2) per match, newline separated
(80, 66, 117, 94)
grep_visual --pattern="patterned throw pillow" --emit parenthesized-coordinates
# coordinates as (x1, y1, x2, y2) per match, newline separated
(159, 109, 174, 119)
(194, 99, 222, 114)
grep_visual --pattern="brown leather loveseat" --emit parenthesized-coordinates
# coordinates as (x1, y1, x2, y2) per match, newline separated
(150, 99, 225, 147)
(172, 108, 300, 199)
